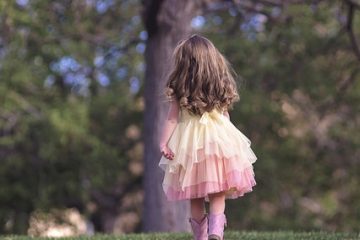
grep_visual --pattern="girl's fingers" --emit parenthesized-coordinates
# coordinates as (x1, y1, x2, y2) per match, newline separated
(161, 148, 174, 160)
(166, 153, 173, 160)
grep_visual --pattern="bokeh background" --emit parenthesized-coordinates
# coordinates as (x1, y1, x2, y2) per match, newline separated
(0, 0, 359, 237)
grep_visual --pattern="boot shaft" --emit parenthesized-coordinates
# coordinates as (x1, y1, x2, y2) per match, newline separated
(208, 213, 227, 240)
(189, 214, 208, 240)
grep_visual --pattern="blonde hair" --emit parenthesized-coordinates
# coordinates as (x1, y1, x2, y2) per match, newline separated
(164, 34, 240, 116)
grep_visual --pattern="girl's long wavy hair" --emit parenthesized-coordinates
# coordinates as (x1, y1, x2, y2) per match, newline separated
(164, 34, 240, 116)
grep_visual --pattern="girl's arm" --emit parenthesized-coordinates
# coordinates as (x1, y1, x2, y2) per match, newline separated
(159, 99, 180, 151)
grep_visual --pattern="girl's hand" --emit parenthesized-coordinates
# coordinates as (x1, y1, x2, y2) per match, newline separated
(160, 144, 174, 160)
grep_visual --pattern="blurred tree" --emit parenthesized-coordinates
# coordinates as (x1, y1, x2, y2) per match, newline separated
(0, 0, 144, 234)
(141, 0, 198, 232)
(198, 0, 360, 231)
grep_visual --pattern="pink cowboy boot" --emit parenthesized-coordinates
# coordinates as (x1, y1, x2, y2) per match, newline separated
(189, 213, 208, 240)
(208, 213, 227, 240)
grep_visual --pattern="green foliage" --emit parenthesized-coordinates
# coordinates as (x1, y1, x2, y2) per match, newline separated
(202, 0, 360, 232)
(0, 0, 143, 234)
(0, 0, 359, 235)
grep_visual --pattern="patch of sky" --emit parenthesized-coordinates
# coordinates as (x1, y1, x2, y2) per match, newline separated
(94, 55, 105, 68)
(44, 75, 55, 88)
(136, 43, 146, 54)
(64, 72, 84, 85)
(240, 22, 256, 40)
(16, 0, 29, 7)
(107, 46, 124, 59)
(96, 0, 114, 14)
(101, 45, 125, 68)
(72, 81, 89, 97)
(240, 22, 250, 31)
(65, 73, 90, 96)
(252, 14, 267, 31)
(117, 67, 127, 79)
(96, 71, 110, 86)
(106, 57, 120, 69)
(139, 31, 148, 41)
(240, 14, 267, 39)
(50, 56, 81, 74)
(191, 16, 206, 29)
(49, 56, 93, 94)
(129, 77, 140, 94)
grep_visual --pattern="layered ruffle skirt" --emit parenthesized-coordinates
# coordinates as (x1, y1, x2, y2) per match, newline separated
(159, 108, 257, 201)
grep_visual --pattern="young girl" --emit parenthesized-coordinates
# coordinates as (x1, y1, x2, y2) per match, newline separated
(158, 34, 257, 240)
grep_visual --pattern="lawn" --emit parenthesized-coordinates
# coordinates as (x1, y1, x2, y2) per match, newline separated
(2, 231, 360, 240)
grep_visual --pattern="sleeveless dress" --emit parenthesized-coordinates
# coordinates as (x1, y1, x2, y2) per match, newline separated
(158, 107, 257, 202)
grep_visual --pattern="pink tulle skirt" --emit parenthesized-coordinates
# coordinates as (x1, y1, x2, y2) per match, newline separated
(159, 108, 257, 201)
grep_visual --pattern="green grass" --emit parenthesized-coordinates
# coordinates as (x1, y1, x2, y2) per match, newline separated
(2, 231, 360, 240)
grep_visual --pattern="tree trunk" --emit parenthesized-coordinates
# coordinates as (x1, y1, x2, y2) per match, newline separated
(142, 0, 198, 232)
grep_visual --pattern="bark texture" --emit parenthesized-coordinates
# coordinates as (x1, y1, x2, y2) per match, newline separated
(142, 0, 199, 232)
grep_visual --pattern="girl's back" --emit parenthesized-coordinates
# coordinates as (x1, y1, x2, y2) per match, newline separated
(158, 34, 257, 240)
(158, 34, 257, 202)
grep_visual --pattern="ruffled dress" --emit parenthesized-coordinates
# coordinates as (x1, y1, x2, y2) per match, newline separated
(158, 107, 257, 202)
